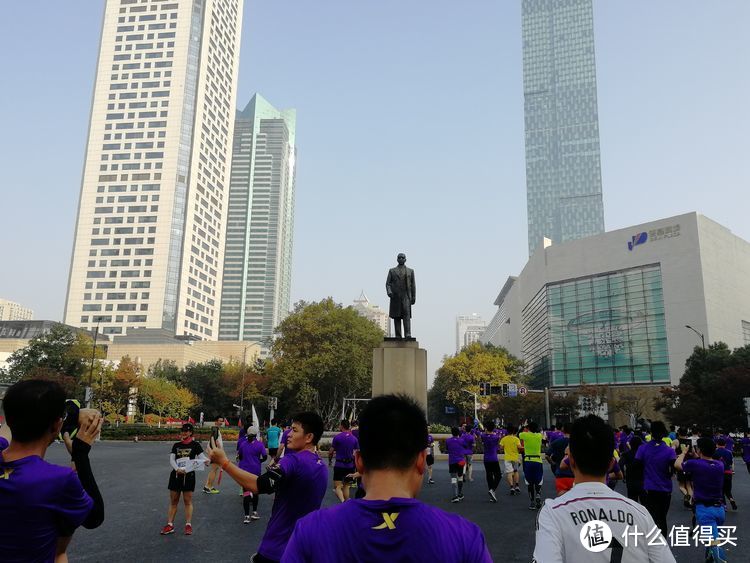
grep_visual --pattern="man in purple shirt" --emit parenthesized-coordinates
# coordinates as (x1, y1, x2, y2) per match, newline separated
(480, 421, 501, 502)
(446, 426, 467, 502)
(208, 412, 328, 563)
(635, 421, 676, 537)
(461, 424, 475, 481)
(0, 380, 105, 563)
(713, 438, 737, 510)
(328, 419, 359, 502)
(237, 427, 268, 522)
(281, 394, 491, 562)
(676, 437, 727, 562)
(740, 431, 750, 474)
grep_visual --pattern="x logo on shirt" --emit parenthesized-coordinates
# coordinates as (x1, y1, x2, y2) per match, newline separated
(0, 468, 14, 480)
(372, 512, 399, 530)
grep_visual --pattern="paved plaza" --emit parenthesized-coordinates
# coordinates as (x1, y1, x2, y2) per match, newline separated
(48, 441, 750, 562)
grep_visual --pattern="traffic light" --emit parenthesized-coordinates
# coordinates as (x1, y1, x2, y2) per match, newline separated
(502, 383, 509, 397)
(479, 382, 490, 396)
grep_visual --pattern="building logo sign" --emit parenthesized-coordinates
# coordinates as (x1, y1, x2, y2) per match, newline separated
(567, 309, 646, 358)
(627, 224, 681, 251)
(627, 232, 648, 251)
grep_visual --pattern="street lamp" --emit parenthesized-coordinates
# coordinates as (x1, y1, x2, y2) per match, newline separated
(462, 389, 479, 422)
(240, 341, 263, 413)
(685, 325, 706, 350)
(86, 320, 101, 408)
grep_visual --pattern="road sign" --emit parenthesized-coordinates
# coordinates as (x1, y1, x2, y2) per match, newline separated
(508, 383, 518, 398)
(519, 386, 528, 396)
(445, 405, 456, 414)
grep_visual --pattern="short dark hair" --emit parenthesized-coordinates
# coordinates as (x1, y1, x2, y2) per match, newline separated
(527, 421, 539, 433)
(340, 419, 351, 430)
(3, 380, 66, 442)
(486, 420, 495, 432)
(292, 412, 324, 445)
(569, 415, 615, 477)
(650, 421, 668, 441)
(451, 426, 460, 437)
(629, 436, 643, 453)
(697, 437, 716, 457)
(716, 438, 726, 447)
(507, 425, 517, 435)
(358, 394, 428, 470)
(271, 418, 278, 425)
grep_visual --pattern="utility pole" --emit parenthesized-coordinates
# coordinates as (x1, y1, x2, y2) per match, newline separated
(86, 321, 100, 408)
(685, 325, 706, 350)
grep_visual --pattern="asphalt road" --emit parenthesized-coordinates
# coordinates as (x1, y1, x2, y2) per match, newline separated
(45, 442, 750, 562)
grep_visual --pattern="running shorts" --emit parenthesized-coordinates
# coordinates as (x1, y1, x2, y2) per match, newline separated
(504, 460, 519, 473)
(426, 454, 434, 466)
(523, 461, 544, 485)
(168, 470, 196, 492)
(333, 466, 354, 482)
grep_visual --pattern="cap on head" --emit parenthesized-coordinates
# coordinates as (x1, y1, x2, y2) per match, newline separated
(181, 422, 194, 433)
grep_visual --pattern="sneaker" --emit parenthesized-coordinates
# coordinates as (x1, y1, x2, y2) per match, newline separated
(243, 516, 251, 524)
(210, 488, 220, 494)
(160, 524, 175, 535)
(489, 489, 498, 503)
(251, 512, 260, 521)
(528, 501, 536, 510)
(184, 523, 192, 536)
(730, 499, 737, 510)
(458, 494, 464, 501)
(451, 496, 460, 503)
(509, 489, 516, 496)
(535, 497, 543, 509)
(203, 486, 212, 494)
(683, 494, 691, 508)
(428, 478, 435, 484)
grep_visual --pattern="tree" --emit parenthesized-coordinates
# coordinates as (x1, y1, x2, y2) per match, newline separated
(430, 342, 524, 421)
(610, 388, 654, 424)
(140, 377, 197, 425)
(147, 358, 181, 381)
(94, 356, 142, 424)
(0, 324, 104, 397)
(265, 299, 384, 428)
(656, 343, 750, 431)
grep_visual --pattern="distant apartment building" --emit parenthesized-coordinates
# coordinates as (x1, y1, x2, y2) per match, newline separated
(64, 0, 244, 339)
(522, 0, 605, 255)
(456, 314, 487, 353)
(218, 95, 297, 352)
(0, 299, 34, 321)
(352, 292, 389, 335)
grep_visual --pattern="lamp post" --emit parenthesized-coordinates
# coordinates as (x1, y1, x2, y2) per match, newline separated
(86, 320, 101, 408)
(685, 325, 706, 350)
(240, 342, 263, 414)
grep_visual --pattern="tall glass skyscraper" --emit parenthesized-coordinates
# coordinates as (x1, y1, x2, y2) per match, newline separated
(65, 0, 244, 339)
(522, 0, 605, 255)
(218, 95, 296, 351)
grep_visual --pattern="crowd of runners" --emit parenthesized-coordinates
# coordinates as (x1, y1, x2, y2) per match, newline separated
(2, 377, 750, 561)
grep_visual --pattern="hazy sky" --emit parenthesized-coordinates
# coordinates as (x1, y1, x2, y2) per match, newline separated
(1, 1, 748, 384)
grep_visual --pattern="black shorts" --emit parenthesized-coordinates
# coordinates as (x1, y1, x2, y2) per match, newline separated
(268, 447, 278, 457)
(426, 454, 434, 466)
(333, 466, 354, 482)
(449, 463, 464, 475)
(168, 470, 196, 492)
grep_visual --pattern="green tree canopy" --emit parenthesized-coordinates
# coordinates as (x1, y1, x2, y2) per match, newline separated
(657, 342, 750, 431)
(265, 298, 384, 428)
(429, 342, 524, 422)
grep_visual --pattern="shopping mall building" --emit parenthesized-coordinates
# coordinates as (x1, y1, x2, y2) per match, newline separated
(483, 213, 750, 406)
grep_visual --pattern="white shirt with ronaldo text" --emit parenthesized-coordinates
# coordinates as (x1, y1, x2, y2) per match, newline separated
(533, 482, 676, 563)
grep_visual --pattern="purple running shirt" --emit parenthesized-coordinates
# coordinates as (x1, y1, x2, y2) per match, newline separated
(683, 458, 724, 503)
(480, 432, 500, 462)
(446, 436, 465, 465)
(0, 445, 94, 563)
(282, 497, 491, 562)
(635, 440, 676, 492)
(238, 437, 267, 476)
(462, 431, 475, 455)
(257, 449, 328, 561)
(741, 437, 750, 463)
(331, 431, 359, 469)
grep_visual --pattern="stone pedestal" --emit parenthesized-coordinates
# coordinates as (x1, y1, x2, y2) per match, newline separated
(372, 339, 428, 413)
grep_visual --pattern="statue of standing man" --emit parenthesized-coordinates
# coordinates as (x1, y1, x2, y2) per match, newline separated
(386, 253, 416, 339)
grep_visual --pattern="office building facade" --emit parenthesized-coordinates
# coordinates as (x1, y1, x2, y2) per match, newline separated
(218, 94, 296, 349)
(0, 299, 34, 321)
(352, 292, 389, 335)
(484, 213, 750, 388)
(65, 0, 244, 339)
(522, 0, 605, 255)
(456, 314, 487, 353)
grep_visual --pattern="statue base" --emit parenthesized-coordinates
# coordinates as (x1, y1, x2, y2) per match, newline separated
(372, 339, 427, 413)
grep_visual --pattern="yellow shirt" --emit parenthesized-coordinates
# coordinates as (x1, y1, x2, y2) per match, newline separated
(500, 435, 521, 462)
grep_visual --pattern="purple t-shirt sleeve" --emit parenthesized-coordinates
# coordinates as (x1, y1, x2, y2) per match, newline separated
(0, 436, 8, 451)
(281, 520, 310, 562)
(635, 445, 644, 461)
(57, 470, 95, 530)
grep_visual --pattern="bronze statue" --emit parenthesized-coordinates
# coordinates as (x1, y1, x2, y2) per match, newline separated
(386, 253, 416, 338)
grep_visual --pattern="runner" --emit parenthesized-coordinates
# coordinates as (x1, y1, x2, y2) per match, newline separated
(203, 417, 224, 494)
(713, 438, 737, 510)
(740, 430, 750, 474)
(328, 419, 359, 502)
(237, 426, 268, 523)
(425, 433, 435, 484)
(675, 437, 727, 563)
(461, 423, 475, 482)
(519, 421, 544, 510)
(480, 421, 501, 502)
(275, 422, 293, 461)
(446, 427, 466, 503)
(282, 394, 492, 562)
(266, 419, 282, 459)
(545, 423, 572, 496)
(620, 436, 645, 504)
(635, 420, 676, 537)
(674, 427, 693, 507)
(499, 425, 521, 495)
(207, 412, 328, 563)
(162, 422, 209, 536)
(555, 452, 575, 496)
(533, 415, 676, 563)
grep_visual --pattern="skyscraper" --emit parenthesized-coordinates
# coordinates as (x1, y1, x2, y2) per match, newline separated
(64, 0, 244, 339)
(456, 314, 487, 353)
(218, 94, 296, 350)
(522, 0, 605, 255)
